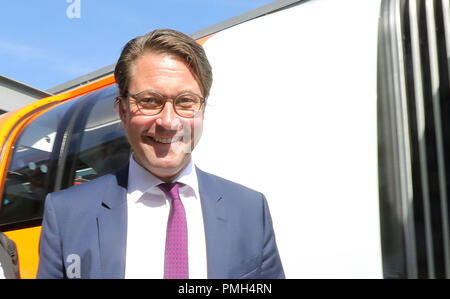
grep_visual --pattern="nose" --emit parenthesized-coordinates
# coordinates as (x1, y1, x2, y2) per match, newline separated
(156, 101, 180, 130)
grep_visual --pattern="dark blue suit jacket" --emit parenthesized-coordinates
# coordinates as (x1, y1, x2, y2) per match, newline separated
(37, 166, 285, 278)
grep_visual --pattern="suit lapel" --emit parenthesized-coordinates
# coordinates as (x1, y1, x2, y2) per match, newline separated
(196, 167, 229, 278)
(97, 165, 128, 278)
(95, 164, 230, 278)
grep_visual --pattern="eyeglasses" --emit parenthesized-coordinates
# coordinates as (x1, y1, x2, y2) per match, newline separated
(124, 89, 205, 118)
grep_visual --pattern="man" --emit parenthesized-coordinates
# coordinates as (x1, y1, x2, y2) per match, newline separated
(37, 29, 284, 279)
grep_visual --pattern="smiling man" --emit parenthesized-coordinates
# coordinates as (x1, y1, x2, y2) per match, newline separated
(37, 29, 284, 279)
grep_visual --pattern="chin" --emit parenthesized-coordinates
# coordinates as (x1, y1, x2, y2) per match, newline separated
(147, 154, 190, 173)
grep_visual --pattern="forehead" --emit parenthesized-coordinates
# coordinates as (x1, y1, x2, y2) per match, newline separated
(128, 52, 201, 95)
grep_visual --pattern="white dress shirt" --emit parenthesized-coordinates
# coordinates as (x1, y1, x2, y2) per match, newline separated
(124, 154, 208, 278)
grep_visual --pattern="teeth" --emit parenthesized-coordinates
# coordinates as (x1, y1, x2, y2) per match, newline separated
(151, 136, 182, 144)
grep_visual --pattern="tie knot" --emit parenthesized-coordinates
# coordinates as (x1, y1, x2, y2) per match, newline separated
(158, 182, 182, 201)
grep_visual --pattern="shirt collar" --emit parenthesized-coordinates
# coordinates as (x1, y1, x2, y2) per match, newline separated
(173, 156, 199, 200)
(127, 153, 199, 202)
(127, 154, 164, 203)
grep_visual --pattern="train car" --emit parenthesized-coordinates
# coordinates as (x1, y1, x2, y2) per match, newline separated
(0, 0, 449, 278)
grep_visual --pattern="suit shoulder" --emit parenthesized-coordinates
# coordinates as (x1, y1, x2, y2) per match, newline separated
(47, 173, 118, 208)
(196, 168, 264, 200)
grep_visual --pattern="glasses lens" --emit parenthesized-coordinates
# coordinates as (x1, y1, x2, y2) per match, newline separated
(135, 91, 165, 115)
(174, 93, 203, 117)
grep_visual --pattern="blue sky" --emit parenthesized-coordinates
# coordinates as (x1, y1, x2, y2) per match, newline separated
(0, 0, 274, 91)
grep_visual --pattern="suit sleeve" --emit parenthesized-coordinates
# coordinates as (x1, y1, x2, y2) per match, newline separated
(37, 194, 65, 278)
(260, 194, 285, 278)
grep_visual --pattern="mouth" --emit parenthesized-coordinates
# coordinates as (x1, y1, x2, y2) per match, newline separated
(147, 135, 183, 144)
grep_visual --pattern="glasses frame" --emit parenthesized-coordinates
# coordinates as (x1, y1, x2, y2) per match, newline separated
(123, 89, 206, 118)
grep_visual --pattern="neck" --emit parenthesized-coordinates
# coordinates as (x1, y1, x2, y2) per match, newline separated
(132, 154, 192, 183)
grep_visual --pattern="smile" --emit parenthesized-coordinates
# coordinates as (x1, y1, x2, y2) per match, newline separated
(149, 136, 183, 144)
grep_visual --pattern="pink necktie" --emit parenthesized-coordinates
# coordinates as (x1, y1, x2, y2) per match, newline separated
(158, 182, 188, 279)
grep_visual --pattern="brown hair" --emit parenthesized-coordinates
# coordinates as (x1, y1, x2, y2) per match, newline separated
(114, 29, 213, 101)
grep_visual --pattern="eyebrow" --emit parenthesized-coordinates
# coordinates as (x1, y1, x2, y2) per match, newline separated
(135, 89, 203, 98)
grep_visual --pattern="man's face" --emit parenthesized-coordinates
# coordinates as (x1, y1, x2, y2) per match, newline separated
(119, 52, 204, 181)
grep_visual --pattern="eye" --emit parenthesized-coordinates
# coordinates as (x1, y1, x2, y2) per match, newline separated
(140, 97, 157, 104)
(138, 95, 163, 107)
(176, 94, 200, 108)
(178, 97, 195, 105)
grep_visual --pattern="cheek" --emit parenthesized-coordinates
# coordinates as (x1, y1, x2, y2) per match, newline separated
(127, 115, 155, 131)
(123, 116, 155, 144)
(175, 118, 203, 150)
(190, 117, 203, 145)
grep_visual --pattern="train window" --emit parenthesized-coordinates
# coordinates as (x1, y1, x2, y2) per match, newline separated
(65, 89, 130, 186)
(0, 101, 76, 227)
